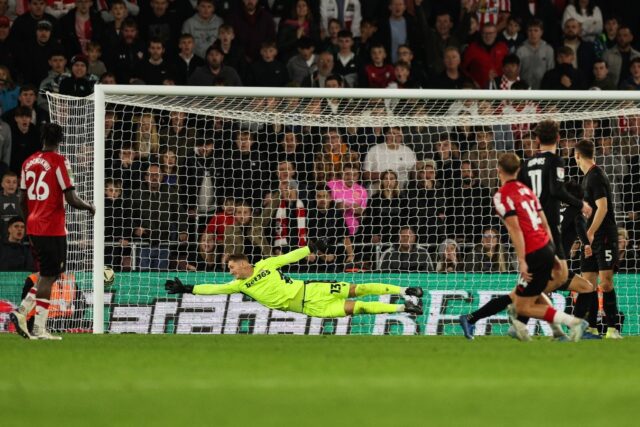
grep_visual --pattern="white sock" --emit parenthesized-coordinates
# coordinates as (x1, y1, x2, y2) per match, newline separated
(401, 287, 409, 296)
(553, 310, 581, 327)
(18, 287, 38, 316)
(33, 298, 50, 335)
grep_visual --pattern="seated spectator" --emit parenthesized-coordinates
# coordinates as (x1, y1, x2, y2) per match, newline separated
(562, 0, 602, 43)
(617, 227, 638, 273)
(361, 169, 408, 246)
(59, 0, 105, 58)
(227, 0, 276, 62)
(180, 139, 226, 217)
(327, 163, 367, 237)
(38, 50, 68, 112)
(104, 178, 131, 271)
(602, 26, 640, 87)
(108, 143, 144, 197)
(590, 58, 616, 90)
(434, 136, 461, 184)
(489, 53, 521, 89)
(181, 0, 223, 60)
(379, 226, 433, 272)
(59, 54, 96, 97)
(306, 188, 355, 270)
(375, 0, 420, 64)
(138, 0, 182, 54)
(0, 216, 34, 271)
(287, 36, 317, 85)
(2, 85, 48, 127)
(313, 128, 360, 185)
(160, 111, 197, 158)
(0, 65, 19, 115)
(217, 24, 248, 80)
(222, 200, 272, 265)
(139, 38, 177, 85)
(272, 160, 299, 191)
(110, 17, 146, 84)
(396, 44, 428, 87)
(302, 50, 334, 87)
(130, 163, 188, 271)
(205, 197, 236, 248)
(406, 159, 446, 245)
(358, 43, 394, 88)
(619, 58, 640, 90)
(319, 0, 362, 38)
(464, 227, 512, 272)
(248, 41, 289, 87)
(188, 42, 243, 86)
(516, 19, 555, 90)
(387, 61, 419, 89)
(261, 181, 307, 254)
(594, 16, 618, 58)
(178, 232, 219, 271)
(319, 18, 341, 55)
(132, 112, 160, 161)
(225, 130, 271, 209)
(86, 42, 107, 77)
(363, 126, 416, 189)
(159, 148, 179, 186)
(172, 33, 205, 85)
(0, 171, 21, 240)
(462, 22, 508, 89)
(429, 47, 469, 89)
(9, 0, 58, 48)
(274, 130, 312, 183)
(541, 46, 587, 90)
(277, 0, 321, 62)
(561, 18, 597, 73)
(333, 30, 358, 87)
(498, 15, 525, 53)
(9, 107, 39, 174)
(435, 238, 462, 273)
(463, 127, 499, 190)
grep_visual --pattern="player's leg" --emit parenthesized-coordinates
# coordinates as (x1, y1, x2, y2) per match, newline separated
(11, 275, 39, 339)
(31, 236, 65, 339)
(348, 283, 423, 299)
(458, 294, 512, 339)
(599, 269, 622, 339)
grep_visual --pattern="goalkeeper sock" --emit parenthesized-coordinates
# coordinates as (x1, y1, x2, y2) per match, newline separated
(573, 291, 595, 319)
(355, 283, 402, 297)
(466, 294, 512, 324)
(33, 298, 50, 335)
(17, 287, 37, 316)
(353, 301, 402, 315)
(602, 289, 620, 329)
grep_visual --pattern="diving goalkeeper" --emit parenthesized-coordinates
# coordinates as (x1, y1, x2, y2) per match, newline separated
(165, 241, 423, 317)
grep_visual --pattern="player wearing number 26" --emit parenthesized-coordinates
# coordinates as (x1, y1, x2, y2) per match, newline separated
(10, 124, 94, 340)
(166, 240, 424, 318)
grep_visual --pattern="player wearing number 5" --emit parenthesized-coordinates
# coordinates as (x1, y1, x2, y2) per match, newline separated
(10, 124, 95, 340)
(165, 239, 424, 318)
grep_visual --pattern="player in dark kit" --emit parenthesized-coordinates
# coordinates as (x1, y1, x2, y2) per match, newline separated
(490, 153, 587, 341)
(574, 140, 623, 339)
(10, 123, 95, 340)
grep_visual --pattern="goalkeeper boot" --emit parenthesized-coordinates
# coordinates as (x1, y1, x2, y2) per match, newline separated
(605, 328, 623, 340)
(31, 330, 63, 341)
(404, 301, 423, 315)
(457, 315, 475, 340)
(568, 319, 589, 342)
(404, 287, 424, 298)
(9, 311, 31, 339)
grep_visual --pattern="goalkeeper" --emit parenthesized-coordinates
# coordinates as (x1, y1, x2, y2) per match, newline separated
(165, 240, 423, 317)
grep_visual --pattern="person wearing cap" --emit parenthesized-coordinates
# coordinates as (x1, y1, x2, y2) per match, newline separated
(16, 19, 60, 86)
(9, 0, 58, 47)
(187, 41, 242, 86)
(286, 36, 317, 85)
(59, 0, 105, 59)
(58, 54, 96, 96)
(0, 216, 35, 271)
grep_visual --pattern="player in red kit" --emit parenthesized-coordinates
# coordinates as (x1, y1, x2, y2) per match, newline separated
(493, 153, 587, 342)
(10, 123, 94, 340)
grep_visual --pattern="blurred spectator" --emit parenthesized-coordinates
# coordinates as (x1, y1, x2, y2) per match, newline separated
(108, 142, 143, 196)
(319, 0, 362, 37)
(0, 65, 19, 115)
(217, 24, 248, 80)
(376, 0, 421, 64)
(0, 216, 34, 271)
(139, 0, 182, 53)
(227, 0, 276, 62)
(59, 54, 96, 96)
(86, 42, 107, 77)
(178, 232, 219, 271)
(59, 0, 105, 58)
(461, 23, 508, 89)
(287, 36, 317, 85)
(110, 17, 145, 84)
(139, 38, 177, 85)
(353, 18, 376, 65)
(272, 160, 298, 191)
(594, 16, 618, 58)
(597, 134, 626, 213)
(222, 200, 271, 265)
(188, 42, 242, 86)
(602, 26, 640, 88)
(590, 58, 615, 90)
(415, 3, 466, 77)
(130, 163, 188, 271)
(313, 128, 359, 185)
(9, 0, 58, 47)
(429, 47, 468, 89)
(225, 130, 271, 209)
(104, 178, 131, 271)
(363, 126, 416, 189)
(38, 50, 68, 111)
(17, 19, 58, 86)
(205, 197, 235, 248)
(181, 0, 223, 60)
(160, 111, 196, 158)
(277, 0, 320, 61)
(327, 163, 367, 236)
(406, 159, 446, 245)
(100, 72, 117, 84)
(464, 226, 512, 272)
(510, 0, 560, 47)
(362, 169, 408, 245)
(434, 136, 461, 183)
(172, 33, 206, 85)
(617, 227, 638, 272)
(333, 30, 357, 87)
(100, 0, 129, 62)
(619, 57, 640, 90)
(561, 18, 596, 72)
(262, 180, 307, 254)
(498, 15, 525, 53)
(0, 171, 21, 240)
(435, 238, 462, 272)
(396, 44, 428, 87)
(516, 19, 555, 89)
(306, 188, 355, 269)
(489, 53, 521, 89)
(302, 50, 333, 87)
(274, 131, 312, 183)
(379, 226, 433, 272)
(541, 46, 587, 89)
(463, 127, 499, 190)
(159, 147, 179, 186)
(2, 85, 48, 126)
(0, 16, 15, 78)
(387, 61, 418, 89)
(0, 120, 10, 175)
(9, 107, 39, 174)
(320, 18, 341, 57)
(562, 0, 602, 42)
(132, 112, 160, 160)
(358, 43, 394, 88)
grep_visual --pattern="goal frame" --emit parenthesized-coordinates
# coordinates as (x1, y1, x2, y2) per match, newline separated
(91, 85, 640, 333)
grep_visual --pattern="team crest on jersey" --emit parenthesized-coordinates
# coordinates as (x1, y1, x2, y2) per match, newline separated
(556, 167, 565, 180)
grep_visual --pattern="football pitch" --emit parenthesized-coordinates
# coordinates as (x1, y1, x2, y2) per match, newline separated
(1, 335, 639, 427)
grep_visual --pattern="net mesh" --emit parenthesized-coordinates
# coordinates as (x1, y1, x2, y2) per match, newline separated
(46, 91, 640, 336)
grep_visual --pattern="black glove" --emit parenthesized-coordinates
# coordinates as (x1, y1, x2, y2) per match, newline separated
(309, 238, 330, 254)
(165, 277, 194, 294)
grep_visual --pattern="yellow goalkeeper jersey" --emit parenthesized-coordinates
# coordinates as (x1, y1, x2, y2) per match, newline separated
(192, 247, 310, 312)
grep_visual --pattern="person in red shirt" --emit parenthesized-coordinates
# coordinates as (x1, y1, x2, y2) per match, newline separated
(359, 43, 395, 88)
(494, 152, 587, 341)
(10, 123, 94, 340)
(205, 197, 236, 246)
(461, 23, 509, 88)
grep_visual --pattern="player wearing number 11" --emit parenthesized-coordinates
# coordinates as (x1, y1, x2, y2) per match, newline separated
(10, 124, 95, 340)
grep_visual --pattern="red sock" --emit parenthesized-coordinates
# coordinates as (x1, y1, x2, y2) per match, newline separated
(544, 307, 557, 323)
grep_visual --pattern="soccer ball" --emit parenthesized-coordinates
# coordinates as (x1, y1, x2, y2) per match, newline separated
(104, 266, 116, 287)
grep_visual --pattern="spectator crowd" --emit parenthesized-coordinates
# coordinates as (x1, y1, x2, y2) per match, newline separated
(1, 0, 640, 273)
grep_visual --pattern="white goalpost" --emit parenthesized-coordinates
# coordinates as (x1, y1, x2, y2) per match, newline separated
(46, 86, 640, 336)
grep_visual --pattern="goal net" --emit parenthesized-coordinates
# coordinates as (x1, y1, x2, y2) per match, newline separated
(46, 87, 640, 336)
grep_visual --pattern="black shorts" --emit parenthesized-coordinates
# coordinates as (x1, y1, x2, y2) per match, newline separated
(515, 243, 555, 297)
(30, 235, 67, 277)
(551, 226, 566, 260)
(581, 230, 618, 273)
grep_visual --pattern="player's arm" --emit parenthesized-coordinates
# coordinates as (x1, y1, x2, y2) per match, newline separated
(18, 188, 28, 220)
(549, 158, 590, 215)
(503, 215, 532, 282)
(539, 209, 554, 243)
(165, 277, 241, 295)
(64, 189, 95, 214)
(586, 197, 608, 242)
(264, 246, 312, 269)
(574, 214, 589, 244)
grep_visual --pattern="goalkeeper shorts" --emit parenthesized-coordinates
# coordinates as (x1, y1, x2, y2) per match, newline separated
(302, 281, 351, 318)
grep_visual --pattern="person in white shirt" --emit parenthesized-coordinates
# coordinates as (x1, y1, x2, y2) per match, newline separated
(319, 0, 362, 38)
(562, 0, 602, 42)
(363, 126, 417, 189)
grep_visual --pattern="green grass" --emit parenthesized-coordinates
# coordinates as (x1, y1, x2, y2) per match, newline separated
(1, 335, 639, 427)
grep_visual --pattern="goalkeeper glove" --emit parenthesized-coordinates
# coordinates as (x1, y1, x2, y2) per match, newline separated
(165, 277, 194, 294)
(308, 238, 330, 254)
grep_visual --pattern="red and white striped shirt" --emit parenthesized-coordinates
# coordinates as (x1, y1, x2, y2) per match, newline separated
(474, 0, 511, 27)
